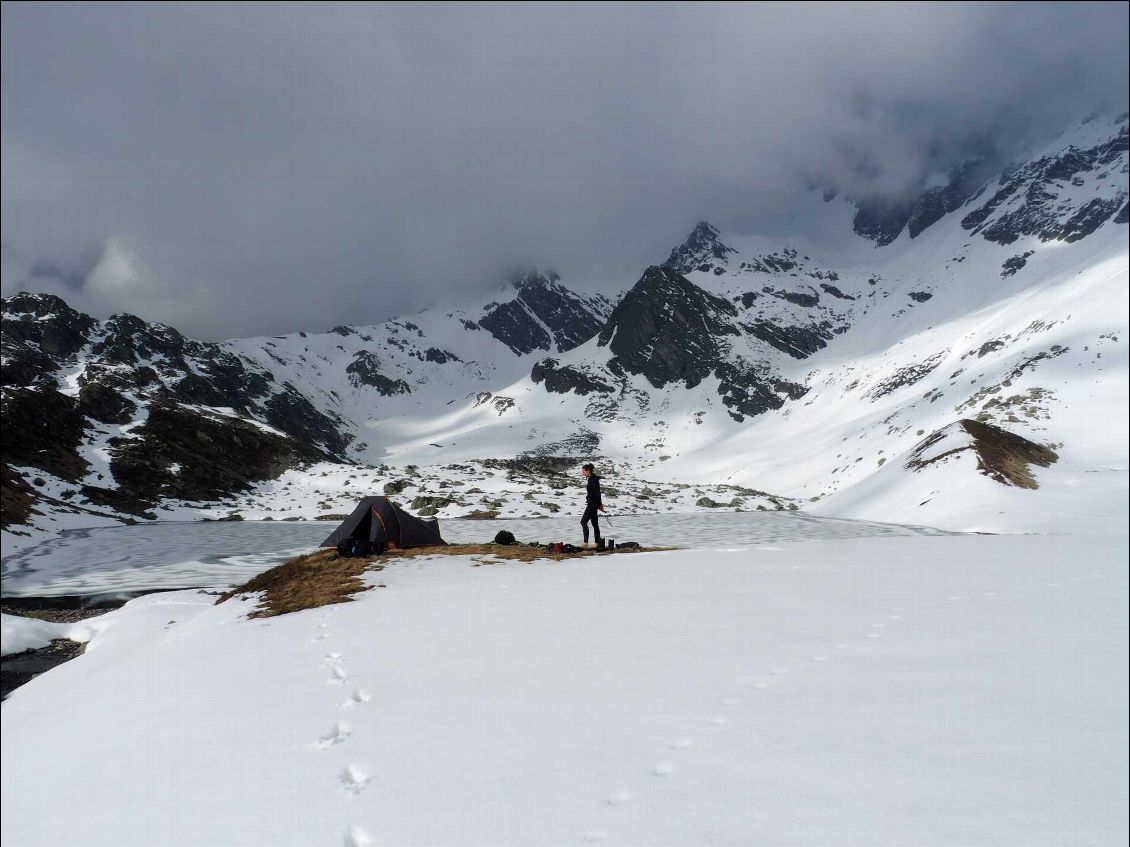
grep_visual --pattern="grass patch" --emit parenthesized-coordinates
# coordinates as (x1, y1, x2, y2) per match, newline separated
(218, 549, 372, 618)
(220, 543, 671, 617)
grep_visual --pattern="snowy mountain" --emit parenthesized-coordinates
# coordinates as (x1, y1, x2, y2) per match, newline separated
(2, 111, 1126, 541)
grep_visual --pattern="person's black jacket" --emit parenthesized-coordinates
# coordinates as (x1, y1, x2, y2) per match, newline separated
(586, 474, 603, 509)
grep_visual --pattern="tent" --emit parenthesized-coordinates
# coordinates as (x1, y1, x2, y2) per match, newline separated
(320, 496, 447, 550)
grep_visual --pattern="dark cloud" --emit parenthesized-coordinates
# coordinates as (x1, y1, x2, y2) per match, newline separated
(2, 2, 1126, 339)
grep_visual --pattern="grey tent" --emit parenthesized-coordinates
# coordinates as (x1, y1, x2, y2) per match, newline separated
(320, 496, 446, 550)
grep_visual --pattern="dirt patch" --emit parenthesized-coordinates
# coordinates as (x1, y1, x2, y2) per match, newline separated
(220, 543, 670, 617)
(961, 418, 1058, 488)
(218, 549, 373, 618)
(908, 418, 1058, 489)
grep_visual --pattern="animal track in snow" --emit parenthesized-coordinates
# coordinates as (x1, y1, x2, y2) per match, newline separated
(720, 697, 740, 706)
(317, 721, 352, 749)
(342, 689, 371, 710)
(834, 643, 850, 650)
(341, 764, 370, 795)
(605, 789, 634, 806)
(327, 665, 349, 685)
(750, 681, 771, 690)
(345, 825, 372, 847)
(651, 762, 675, 776)
(708, 716, 728, 726)
(670, 738, 694, 750)
(811, 655, 829, 662)
(769, 668, 788, 676)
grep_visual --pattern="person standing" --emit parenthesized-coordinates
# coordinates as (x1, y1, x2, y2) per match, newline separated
(581, 463, 604, 546)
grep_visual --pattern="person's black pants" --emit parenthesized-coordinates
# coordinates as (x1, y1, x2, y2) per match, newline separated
(581, 504, 601, 543)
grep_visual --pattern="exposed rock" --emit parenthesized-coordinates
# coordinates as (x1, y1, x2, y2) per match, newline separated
(1001, 251, 1035, 278)
(962, 120, 1127, 245)
(105, 403, 323, 509)
(77, 381, 137, 425)
(410, 495, 456, 514)
(662, 221, 738, 275)
(598, 266, 738, 389)
(479, 270, 610, 355)
(263, 386, 353, 457)
(742, 320, 832, 359)
(346, 351, 411, 396)
(774, 290, 820, 308)
(868, 353, 945, 399)
(425, 347, 462, 364)
(531, 359, 614, 395)
(739, 248, 798, 274)
(1, 462, 40, 529)
(383, 479, 411, 496)
(1, 292, 96, 359)
(854, 158, 991, 245)
(819, 284, 854, 300)
(1, 387, 88, 482)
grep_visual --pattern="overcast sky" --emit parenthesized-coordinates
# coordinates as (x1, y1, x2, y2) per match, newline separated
(2, 2, 1126, 339)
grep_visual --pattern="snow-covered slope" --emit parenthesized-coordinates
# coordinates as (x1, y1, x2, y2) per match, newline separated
(2, 112, 1126, 540)
(3, 535, 1127, 845)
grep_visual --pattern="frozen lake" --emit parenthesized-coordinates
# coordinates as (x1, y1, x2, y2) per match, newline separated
(1, 511, 948, 598)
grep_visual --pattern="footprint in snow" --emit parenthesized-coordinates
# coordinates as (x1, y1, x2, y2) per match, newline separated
(605, 789, 634, 806)
(750, 682, 771, 690)
(708, 716, 728, 726)
(834, 643, 850, 650)
(670, 738, 694, 750)
(341, 764, 370, 795)
(720, 697, 740, 706)
(811, 655, 829, 663)
(345, 825, 372, 847)
(342, 689, 372, 710)
(317, 721, 352, 749)
(770, 668, 788, 676)
(651, 763, 675, 776)
(328, 665, 349, 685)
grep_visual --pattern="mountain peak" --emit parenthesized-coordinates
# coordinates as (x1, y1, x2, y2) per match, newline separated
(662, 221, 738, 276)
(510, 268, 562, 291)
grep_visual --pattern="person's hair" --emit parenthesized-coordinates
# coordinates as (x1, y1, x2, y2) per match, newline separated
(582, 463, 595, 472)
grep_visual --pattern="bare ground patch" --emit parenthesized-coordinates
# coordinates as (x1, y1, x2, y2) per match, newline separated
(220, 543, 671, 617)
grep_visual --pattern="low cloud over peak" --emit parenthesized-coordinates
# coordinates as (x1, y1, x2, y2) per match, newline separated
(2, 2, 1126, 339)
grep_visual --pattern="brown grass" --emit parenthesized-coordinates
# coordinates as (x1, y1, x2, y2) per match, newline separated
(220, 542, 671, 617)
(218, 549, 372, 618)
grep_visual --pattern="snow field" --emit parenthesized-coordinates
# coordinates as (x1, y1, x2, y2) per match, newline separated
(2, 534, 1126, 846)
